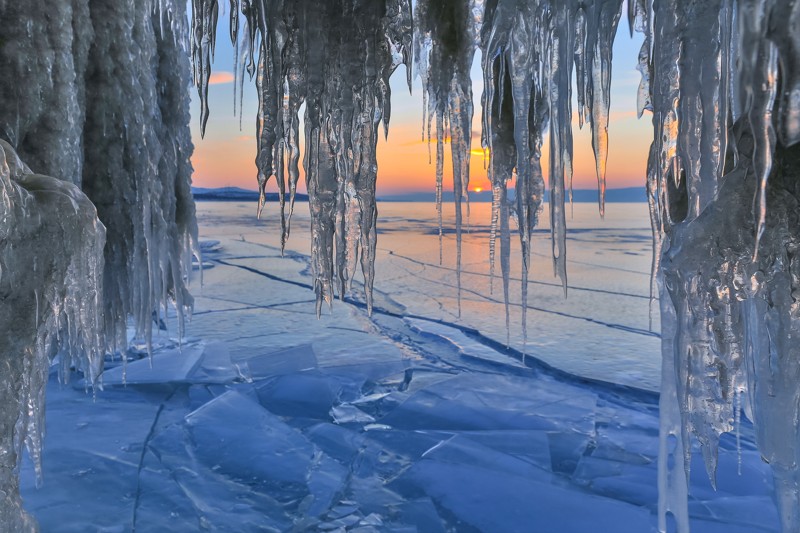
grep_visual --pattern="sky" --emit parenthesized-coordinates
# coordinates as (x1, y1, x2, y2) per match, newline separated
(189, 7, 652, 195)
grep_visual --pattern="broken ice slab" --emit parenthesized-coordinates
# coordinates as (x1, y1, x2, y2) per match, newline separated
(189, 341, 238, 383)
(142, 423, 294, 532)
(457, 430, 553, 470)
(380, 373, 597, 433)
(330, 404, 376, 424)
(100, 343, 205, 385)
(198, 239, 221, 253)
(232, 343, 318, 381)
(418, 434, 553, 483)
(395, 458, 654, 533)
(184, 390, 345, 517)
(572, 455, 658, 508)
(254, 371, 365, 420)
(405, 317, 528, 370)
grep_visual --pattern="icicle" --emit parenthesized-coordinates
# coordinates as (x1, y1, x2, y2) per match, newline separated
(191, 0, 220, 137)
(415, 0, 482, 316)
(201, 0, 411, 314)
(585, 0, 622, 217)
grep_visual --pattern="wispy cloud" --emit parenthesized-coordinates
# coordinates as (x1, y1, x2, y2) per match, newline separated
(209, 71, 235, 85)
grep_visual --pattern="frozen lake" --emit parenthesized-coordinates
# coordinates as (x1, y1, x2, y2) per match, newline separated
(199, 200, 661, 390)
(19, 200, 779, 532)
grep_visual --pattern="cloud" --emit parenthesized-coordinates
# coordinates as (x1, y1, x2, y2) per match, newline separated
(209, 71, 235, 85)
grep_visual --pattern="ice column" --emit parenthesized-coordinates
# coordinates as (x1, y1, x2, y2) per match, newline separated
(0, 141, 106, 531)
(193, 0, 412, 315)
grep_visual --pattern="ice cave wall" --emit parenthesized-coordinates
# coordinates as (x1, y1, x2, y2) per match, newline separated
(0, 140, 105, 531)
(0, 0, 198, 529)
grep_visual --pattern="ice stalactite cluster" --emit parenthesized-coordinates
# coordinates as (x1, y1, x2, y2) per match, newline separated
(414, 0, 482, 317)
(82, 0, 198, 349)
(0, 141, 106, 531)
(193, 0, 412, 316)
(634, 0, 800, 531)
(475, 0, 622, 346)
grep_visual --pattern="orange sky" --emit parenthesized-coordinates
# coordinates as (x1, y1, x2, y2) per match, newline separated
(190, 26, 652, 195)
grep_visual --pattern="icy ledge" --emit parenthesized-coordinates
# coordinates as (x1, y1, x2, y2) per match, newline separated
(0, 141, 106, 531)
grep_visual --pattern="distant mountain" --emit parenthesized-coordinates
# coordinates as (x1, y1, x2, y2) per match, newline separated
(192, 186, 308, 202)
(377, 187, 646, 203)
(194, 186, 646, 203)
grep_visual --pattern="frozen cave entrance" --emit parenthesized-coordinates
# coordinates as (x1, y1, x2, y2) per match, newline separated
(1, 0, 800, 532)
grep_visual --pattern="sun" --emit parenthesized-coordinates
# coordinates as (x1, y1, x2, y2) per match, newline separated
(474, 187, 483, 193)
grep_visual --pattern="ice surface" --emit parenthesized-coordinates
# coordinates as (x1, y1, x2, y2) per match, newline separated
(19, 222, 782, 532)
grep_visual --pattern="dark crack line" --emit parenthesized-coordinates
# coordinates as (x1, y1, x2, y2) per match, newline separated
(386, 260, 660, 339)
(131, 387, 179, 532)
(383, 249, 651, 300)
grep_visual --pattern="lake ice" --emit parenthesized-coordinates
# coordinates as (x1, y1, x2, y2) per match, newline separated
(20, 201, 779, 532)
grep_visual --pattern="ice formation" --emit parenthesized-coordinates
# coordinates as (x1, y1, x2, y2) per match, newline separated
(193, 0, 413, 316)
(0, 141, 106, 530)
(0, 0, 198, 529)
(0, 0, 798, 530)
(194, 1, 800, 531)
(0, 0, 198, 352)
(637, 1, 800, 530)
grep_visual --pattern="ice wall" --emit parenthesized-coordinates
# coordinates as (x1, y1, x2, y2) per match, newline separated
(0, 141, 106, 531)
(0, 0, 198, 351)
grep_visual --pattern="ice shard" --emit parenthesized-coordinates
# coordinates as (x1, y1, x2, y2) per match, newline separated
(0, 141, 106, 530)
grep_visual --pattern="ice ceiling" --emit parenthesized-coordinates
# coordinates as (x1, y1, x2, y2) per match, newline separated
(1, 0, 800, 531)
